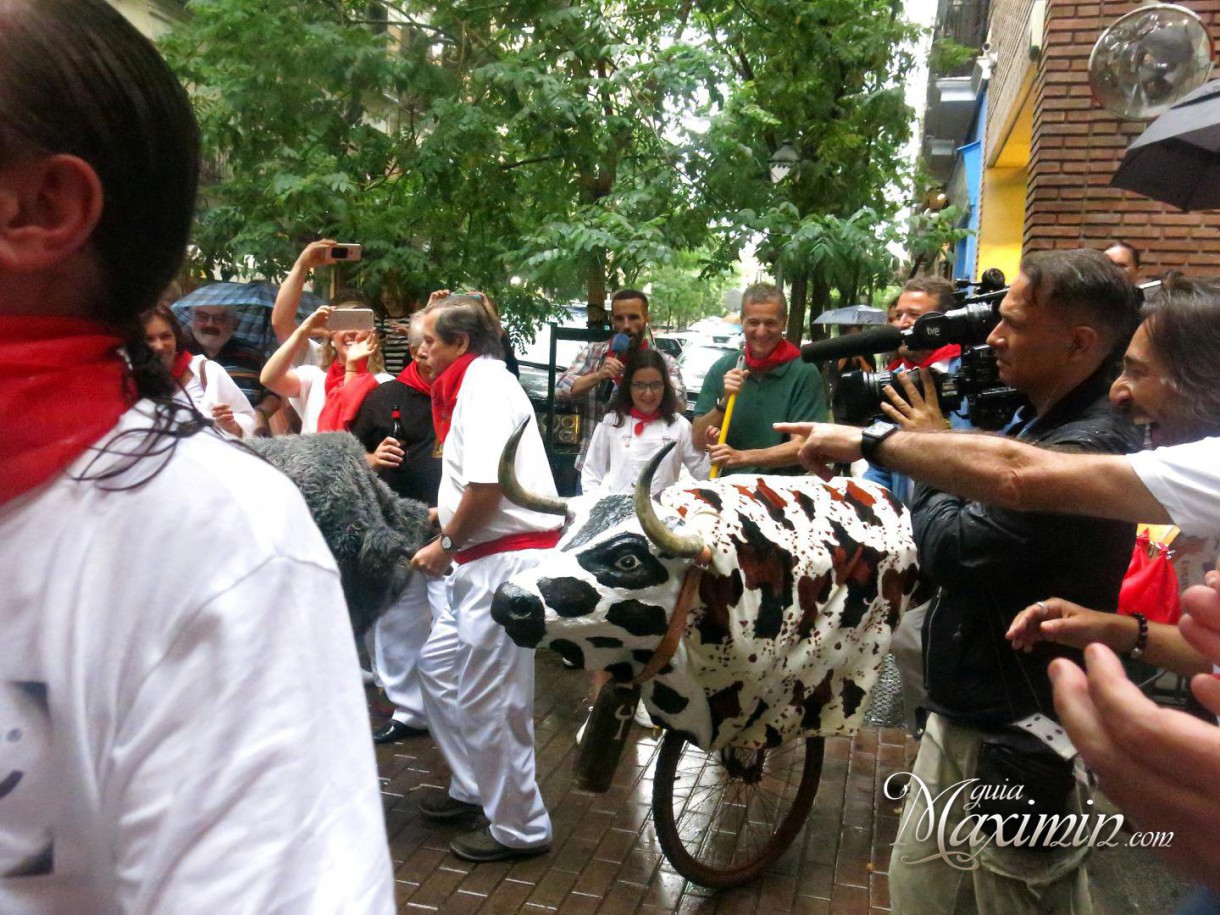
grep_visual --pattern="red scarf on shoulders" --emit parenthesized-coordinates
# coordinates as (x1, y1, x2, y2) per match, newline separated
(430, 353, 479, 443)
(316, 358, 379, 433)
(0, 316, 135, 506)
(744, 339, 801, 375)
(887, 343, 961, 373)
(629, 406, 661, 436)
(171, 349, 193, 381)
(397, 360, 432, 396)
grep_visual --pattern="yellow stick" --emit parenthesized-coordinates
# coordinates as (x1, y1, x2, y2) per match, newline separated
(709, 355, 746, 480)
(709, 395, 737, 480)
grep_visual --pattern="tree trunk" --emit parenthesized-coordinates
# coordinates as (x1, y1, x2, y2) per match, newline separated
(586, 253, 607, 326)
(809, 268, 832, 339)
(785, 269, 808, 343)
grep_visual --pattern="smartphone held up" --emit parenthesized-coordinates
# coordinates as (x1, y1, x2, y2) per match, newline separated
(327, 308, 375, 332)
(329, 243, 363, 261)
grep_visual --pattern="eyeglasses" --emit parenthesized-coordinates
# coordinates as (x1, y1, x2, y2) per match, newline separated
(193, 311, 231, 325)
(630, 382, 665, 393)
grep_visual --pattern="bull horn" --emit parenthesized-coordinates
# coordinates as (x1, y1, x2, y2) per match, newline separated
(499, 417, 571, 518)
(634, 443, 705, 558)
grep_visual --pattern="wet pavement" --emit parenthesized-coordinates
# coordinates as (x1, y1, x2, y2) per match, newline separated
(370, 651, 1189, 914)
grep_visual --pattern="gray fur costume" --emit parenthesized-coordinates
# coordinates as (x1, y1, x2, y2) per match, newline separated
(248, 432, 431, 638)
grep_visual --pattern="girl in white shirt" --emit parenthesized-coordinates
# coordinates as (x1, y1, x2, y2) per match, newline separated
(581, 348, 709, 497)
(142, 304, 257, 438)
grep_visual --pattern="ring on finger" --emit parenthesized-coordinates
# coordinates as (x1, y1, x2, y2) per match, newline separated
(1036, 600, 1048, 612)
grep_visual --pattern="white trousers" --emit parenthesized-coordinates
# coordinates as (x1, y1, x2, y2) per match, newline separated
(418, 550, 552, 849)
(367, 573, 447, 728)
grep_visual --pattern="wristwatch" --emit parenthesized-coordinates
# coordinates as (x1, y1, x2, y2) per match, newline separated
(860, 420, 900, 467)
(440, 533, 457, 552)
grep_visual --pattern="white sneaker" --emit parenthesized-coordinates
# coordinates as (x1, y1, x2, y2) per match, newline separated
(634, 700, 654, 728)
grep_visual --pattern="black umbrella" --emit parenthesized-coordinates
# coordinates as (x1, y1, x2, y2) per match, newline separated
(1111, 78, 1220, 211)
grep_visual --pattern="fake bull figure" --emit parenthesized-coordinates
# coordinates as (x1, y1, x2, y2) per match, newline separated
(491, 420, 920, 753)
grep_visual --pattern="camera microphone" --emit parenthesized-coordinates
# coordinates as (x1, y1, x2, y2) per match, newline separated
(800, 325, 902, 363)
(597, 333, 632, 401)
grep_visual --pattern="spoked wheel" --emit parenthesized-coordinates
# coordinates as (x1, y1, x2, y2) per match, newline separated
(651, 731, 825, 888)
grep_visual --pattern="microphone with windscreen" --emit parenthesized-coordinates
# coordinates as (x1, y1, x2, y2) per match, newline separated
(597, 333, 632, 401)
(799, 325, 902, 364)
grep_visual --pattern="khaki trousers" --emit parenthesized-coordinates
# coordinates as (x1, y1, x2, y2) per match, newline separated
(888, 714, 1094, 915)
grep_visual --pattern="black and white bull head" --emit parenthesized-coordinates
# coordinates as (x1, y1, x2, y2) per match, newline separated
(491, 421, 920, 752)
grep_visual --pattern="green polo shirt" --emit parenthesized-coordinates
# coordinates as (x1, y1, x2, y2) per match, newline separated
(695, 353, 827, 475)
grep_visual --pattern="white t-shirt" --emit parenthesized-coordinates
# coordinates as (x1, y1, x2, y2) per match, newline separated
(290, 364, 391, 435)
(581, 412, 709, 497)
(438, 356, 560, 546)
(1128, 437, 1220, 539)
(0, 404, 393, 914)
(175, 354, 258, 438)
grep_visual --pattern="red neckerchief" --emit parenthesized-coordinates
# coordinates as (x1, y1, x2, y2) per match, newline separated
(629, 406, 661, 436)
(744, 338, 801, 375)
(397, 360, 432, 396)
(887, 343, 962, 372)
(0, 316, 135, 506)
(317, 358, 378, 433)
(171, 349, 193, 381)
(430, 353, 479, 443)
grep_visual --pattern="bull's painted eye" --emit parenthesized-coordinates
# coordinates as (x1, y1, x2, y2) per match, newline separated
(614, 554, 641, 572)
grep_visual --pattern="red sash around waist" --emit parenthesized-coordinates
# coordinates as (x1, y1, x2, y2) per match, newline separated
(454, 528, 562, 565)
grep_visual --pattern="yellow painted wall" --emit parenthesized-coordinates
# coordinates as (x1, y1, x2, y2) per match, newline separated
(977, 166, 1026, 280)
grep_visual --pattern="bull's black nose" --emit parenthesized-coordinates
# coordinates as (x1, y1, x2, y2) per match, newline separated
(491, 583, 547, 648)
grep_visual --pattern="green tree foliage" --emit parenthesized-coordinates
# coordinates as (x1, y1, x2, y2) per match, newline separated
(163, 0, 716, 324)
(685, 0, 919, 338)
(162, 1, 918, 334)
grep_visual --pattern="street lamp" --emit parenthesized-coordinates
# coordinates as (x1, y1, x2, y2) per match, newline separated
(769, 142, 798, 291)
(769, 142, 799, 184)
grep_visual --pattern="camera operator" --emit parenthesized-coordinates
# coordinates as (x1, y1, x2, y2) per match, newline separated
(785, 248, 1142, 914)
(866, 276, 972, 503)
(785, 277, 1220, 905)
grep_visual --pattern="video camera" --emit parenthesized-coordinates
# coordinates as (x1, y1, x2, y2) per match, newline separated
(829, 270, 1025, 430)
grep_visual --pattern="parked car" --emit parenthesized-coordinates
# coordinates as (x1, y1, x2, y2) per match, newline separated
(653, 334, 683, 359)
(677, 342, 740, 413)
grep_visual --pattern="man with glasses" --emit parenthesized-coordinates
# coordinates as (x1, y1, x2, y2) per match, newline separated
(186, 306, 279, 433)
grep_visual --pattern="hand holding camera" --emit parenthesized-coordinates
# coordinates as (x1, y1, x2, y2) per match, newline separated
(880, 369, 949, 432)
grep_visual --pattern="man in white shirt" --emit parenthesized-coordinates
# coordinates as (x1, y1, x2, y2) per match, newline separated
(0, 4, 393, 911)
(412, 295, 563, 863)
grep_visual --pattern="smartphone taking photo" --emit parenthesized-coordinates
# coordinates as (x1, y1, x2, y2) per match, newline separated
(326, 308, 375, 332)
(330, 243, 363, 261)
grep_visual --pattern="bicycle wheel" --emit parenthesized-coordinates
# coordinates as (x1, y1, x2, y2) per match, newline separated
(651, 731, 825, 888)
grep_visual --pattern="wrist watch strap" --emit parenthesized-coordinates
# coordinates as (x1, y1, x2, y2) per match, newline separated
(860, 420, 900, 467)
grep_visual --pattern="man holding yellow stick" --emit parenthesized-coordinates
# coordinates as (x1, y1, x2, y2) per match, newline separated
(692, 283, 827, 476)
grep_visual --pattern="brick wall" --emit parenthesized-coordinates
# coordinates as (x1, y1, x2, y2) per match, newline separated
(985, 0, 1037, 164)
(1025, 1, 1220, 276)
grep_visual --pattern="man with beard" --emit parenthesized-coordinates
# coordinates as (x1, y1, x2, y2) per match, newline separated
(692, 283, 826, 475)
(556, 288, 684, 478)
(186, 304, 279, 434)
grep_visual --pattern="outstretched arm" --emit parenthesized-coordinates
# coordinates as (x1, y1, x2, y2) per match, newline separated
(262, 307, 333, 399)
(273, 240, 336, 343)
(774, 422, 1170, 525)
